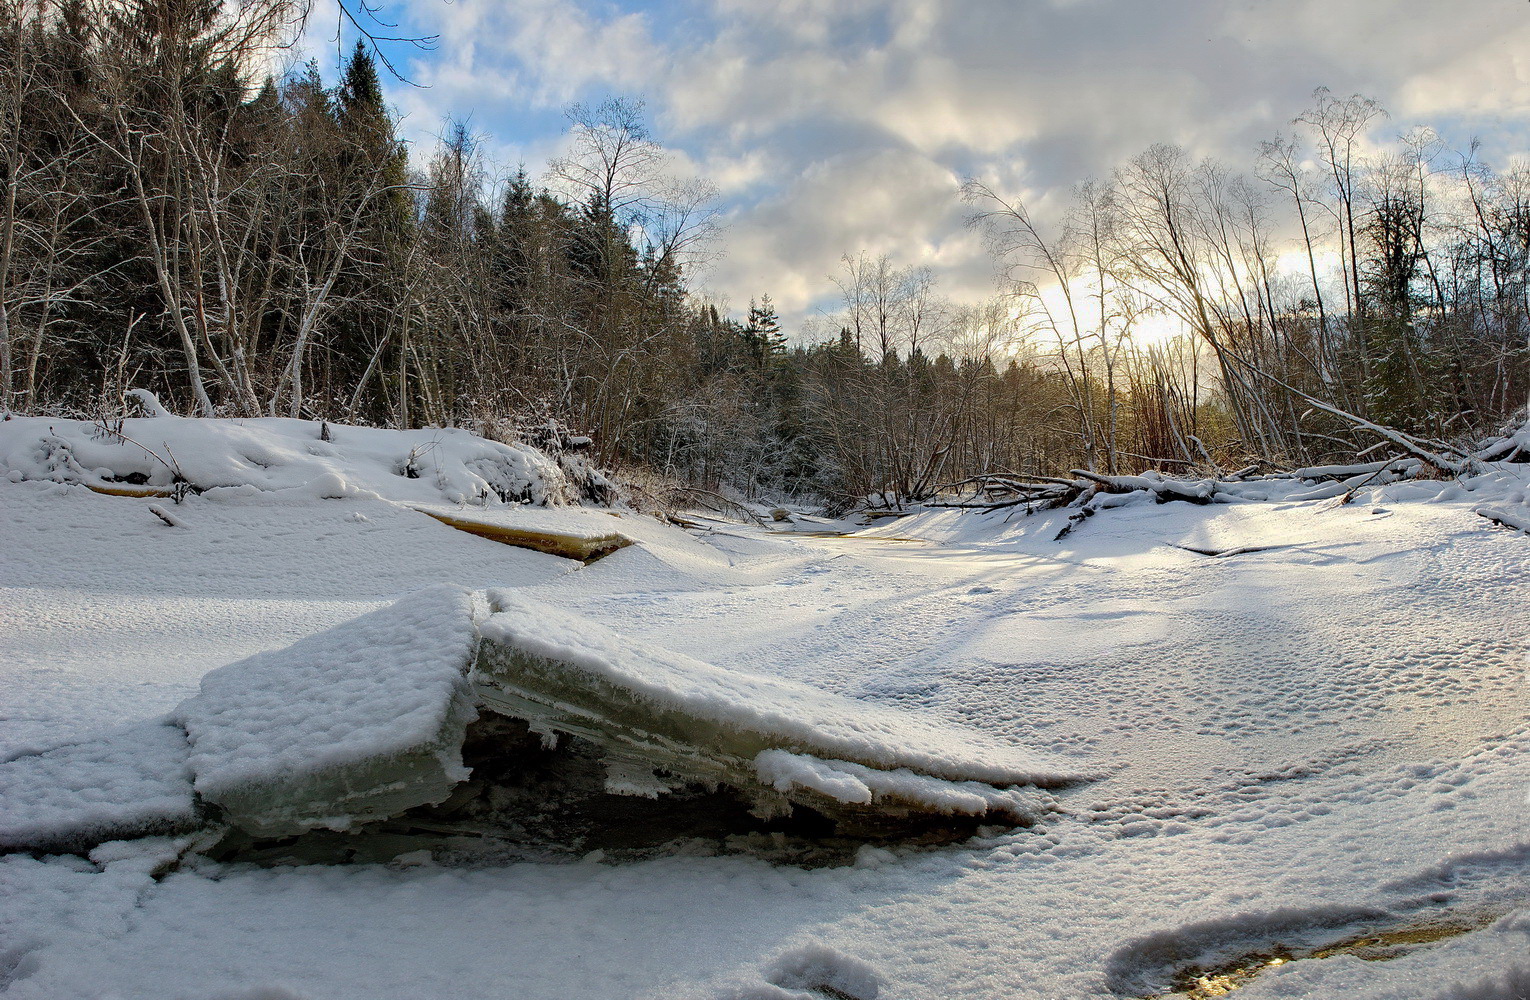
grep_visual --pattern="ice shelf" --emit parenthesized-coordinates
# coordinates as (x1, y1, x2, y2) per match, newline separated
(3, 585, 1084, 856)
(473, 590, 1083, 825)
(175, 585, 482, 838)
(0, 720, 199, 852)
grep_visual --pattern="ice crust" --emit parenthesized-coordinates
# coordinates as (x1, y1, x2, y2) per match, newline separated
(2, 581, 1068, 852)
(0, 720, 198, 852)
(477, 590, 1080, 787)
(176, 585, 481, 837)
(474, 590, 1081, 820)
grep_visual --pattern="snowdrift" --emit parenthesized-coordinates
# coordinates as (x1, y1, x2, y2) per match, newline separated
(0, 411, 571, 506)
(0, 411, 644, 559)
(0, 587, 1084, 854)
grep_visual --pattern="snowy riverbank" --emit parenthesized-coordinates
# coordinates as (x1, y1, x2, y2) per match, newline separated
(1, 418, 1525, 999)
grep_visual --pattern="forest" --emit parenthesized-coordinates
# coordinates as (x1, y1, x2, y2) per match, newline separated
(3, 0, 1527, 508)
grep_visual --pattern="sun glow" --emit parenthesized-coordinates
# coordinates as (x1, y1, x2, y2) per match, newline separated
(1021, 277, 1192, 353)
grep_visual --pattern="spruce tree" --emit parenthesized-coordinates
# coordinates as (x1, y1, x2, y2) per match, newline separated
(337, 41, 409, 226)
(748, 294, 785, 359)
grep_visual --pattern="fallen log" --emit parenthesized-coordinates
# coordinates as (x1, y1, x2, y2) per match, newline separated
(1475, 415, 1530, 463)
(84, 482, 176, 499)
(1070, 470, 1218, 505)
(411, 507, 633, 562)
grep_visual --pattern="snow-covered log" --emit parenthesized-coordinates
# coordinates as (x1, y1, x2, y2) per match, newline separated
(1474, 414, 1530, 464)
(1290, 458, 1421, 480)
(409, 505, 633, 562)
(1476, 504, 1530, 534)
(928, 435, 1475, 521)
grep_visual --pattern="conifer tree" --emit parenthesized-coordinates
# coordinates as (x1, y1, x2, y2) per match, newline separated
(748, 294, 785, 359)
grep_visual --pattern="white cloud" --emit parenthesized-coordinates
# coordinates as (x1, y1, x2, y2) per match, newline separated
(347, 0, 1530, 329)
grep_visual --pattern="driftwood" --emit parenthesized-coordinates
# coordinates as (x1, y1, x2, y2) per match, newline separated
(672, 487, 769, 527)
(1474, 414, 1530, 464)
(925, 444, 1472, 524)
(930, 469, 1235, 516)
(86, 482, 175, 499)
(890, 413, 1530, 544)
(1234, 356, 1488, 475)
(412, 508, 632, 562)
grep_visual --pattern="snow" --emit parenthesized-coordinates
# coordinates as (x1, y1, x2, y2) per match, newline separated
(0, 721, 196, 852)
(176, 585, 481, 836)
(1475, 483, 1530, 533)
(477, 589, 1082, 789)
(0, 479, 575, 757)
(1, 417, 1526, 1000)
(759, 944, 884, 999)
(0, 413, 568, 506)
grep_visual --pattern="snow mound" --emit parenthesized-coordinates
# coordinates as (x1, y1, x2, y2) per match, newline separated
(0, 720, 197, 852)
(762, 944, 884, 1000)
(176, 585, 481, 837)
(0, 414, 570, 507)
(474, 590, 1082, 822)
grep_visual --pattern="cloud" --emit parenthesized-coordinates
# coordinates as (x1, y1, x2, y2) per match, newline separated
(355, 0, 1530, 328)
(706, 147, 974, 315)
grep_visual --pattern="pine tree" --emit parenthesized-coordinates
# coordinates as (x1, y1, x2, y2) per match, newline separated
(496, 169, 535, 303)
(749, 294, 785, 359)
(337, 42, 409, 227)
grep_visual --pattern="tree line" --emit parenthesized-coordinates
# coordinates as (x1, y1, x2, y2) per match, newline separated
(2, 0, 1525, 508)
(955, 89, 1529, 479)
(0, 0, 732, 452)
(782, 89, 1530, 504)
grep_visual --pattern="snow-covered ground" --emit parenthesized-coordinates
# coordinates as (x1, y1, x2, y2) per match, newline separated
(1, 417, 1526, 1000)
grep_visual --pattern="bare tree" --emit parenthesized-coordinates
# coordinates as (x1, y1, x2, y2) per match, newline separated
(548, 97, 663, 221)
(1296, 87, 1386, 379)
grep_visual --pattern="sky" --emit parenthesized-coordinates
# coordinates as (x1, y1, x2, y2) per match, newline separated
(295, 0, 1530, 336)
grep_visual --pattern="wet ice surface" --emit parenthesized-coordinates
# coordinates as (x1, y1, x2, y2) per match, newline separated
(1, 470, 1526, 1000)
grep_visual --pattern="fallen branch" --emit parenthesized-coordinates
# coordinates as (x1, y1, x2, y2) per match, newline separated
(148, 504, 186, 528)
(1231, 357, 1479, 474)
(672, 487, 769, 526)
(1476, 506, 1530, 534)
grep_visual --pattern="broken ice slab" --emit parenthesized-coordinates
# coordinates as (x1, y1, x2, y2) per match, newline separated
(176, 585, 481, 838)
(0, 720, 198, 853)
(753, 750, 1053, 819)
(407, 504, 633, 562)
(474, 591, 1085, 825)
